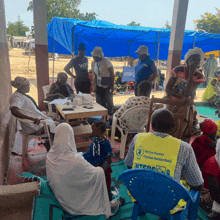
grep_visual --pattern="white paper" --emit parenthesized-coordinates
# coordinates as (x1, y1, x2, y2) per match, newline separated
(49, 98, 68, 105)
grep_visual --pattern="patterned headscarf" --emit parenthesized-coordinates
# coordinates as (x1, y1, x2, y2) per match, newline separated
(200, 119, 218, 135)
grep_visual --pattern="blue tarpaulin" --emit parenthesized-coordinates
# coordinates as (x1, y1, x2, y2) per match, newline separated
(47, 17, 220, 60)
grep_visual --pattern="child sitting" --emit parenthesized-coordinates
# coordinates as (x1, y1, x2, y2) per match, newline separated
(83, 121, 113, 200)
(192, 119, 218, 168)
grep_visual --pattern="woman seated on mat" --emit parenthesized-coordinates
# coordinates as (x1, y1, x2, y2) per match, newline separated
(46, 123, 111, 218)
(165, 47, 205, 143)
(202, 140, 220, 220)
(111, 80, 152, 140)
(83, 121, 113, 200)
(192, 119, 218, 168)
(202, 78, 220, 108)
(9, 77, 56, 136)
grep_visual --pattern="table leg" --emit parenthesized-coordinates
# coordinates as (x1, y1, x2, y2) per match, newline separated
(103, 115, 107, 122)
(56, 108, 59, 119)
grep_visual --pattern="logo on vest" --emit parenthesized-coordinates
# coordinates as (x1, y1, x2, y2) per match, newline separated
(136, 146, 144, 157)
(134, 163, 171, 176)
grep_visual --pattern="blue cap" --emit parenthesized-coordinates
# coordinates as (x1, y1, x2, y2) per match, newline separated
(78, 43, 86, 51)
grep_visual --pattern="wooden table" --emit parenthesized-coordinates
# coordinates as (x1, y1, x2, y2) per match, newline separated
(55, 103, 108, 148)
(55, 102, 108, 123)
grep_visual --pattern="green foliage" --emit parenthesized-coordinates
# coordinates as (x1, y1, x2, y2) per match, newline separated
(194, 8, 220, 34)
(7, 17, 30, 37)
(77, 12, 98, 21)
(27, 0, 97, 23)
(163, 20, 171, 29)
(127, 21, 140, 26)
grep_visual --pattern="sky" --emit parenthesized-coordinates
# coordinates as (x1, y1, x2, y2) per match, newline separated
(4, 0, 220, 33)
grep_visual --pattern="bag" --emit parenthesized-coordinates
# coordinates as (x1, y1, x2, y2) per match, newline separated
(101, 77, 112, 87)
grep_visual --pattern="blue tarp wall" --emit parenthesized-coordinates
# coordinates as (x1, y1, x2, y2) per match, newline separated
(47, 17, 220, 60)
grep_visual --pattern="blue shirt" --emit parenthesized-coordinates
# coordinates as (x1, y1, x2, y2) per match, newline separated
(135, 56, 157, 83)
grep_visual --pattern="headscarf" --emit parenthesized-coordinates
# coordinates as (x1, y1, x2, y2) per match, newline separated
(184, 47, 205, 67)
(215, 139, 220, 168)
(210, 54, 215, 59)
(49, 123, 77, 157)
(202, 78, 218, 102)
(10, 76, 29, 89)
(91, 47, 104, 58)
(46, 123, 111, 217)
(200, 119, 218, 135)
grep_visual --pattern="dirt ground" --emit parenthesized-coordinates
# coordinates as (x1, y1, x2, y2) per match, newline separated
(9, 48, 205, 105)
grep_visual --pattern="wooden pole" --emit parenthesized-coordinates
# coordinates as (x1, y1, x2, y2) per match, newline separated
(28, 42, 31, 74)
(193, 35, 196, 48)
(52, 39, 55, 83)
(165, 0, 189, 90)
(71, 27, 75, 89)
(33, 0, 49, 109)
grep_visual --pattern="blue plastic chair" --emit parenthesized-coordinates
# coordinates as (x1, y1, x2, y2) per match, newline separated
(118, 169, 200, 220)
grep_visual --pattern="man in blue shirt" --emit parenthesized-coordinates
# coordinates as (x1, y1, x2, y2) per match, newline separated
(134, 45, 158, 96)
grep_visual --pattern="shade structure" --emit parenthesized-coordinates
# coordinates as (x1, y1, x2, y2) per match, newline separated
(47, 17, 220, 60)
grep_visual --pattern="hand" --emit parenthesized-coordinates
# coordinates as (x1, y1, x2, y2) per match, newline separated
(189, 63, 197, 76)
(185, 97, 193, 106)
(33, 118, 41, 125)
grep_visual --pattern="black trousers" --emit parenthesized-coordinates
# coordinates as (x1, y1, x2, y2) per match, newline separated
(96, 86, 114, 115)
(75, 79, 91, 94)
(134, 81, 139, 96)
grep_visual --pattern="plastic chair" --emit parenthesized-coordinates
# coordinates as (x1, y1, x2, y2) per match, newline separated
(119, 169, 200, 220)
(15, 118, 52, 163)
(42, 85, 56, 119)
(111, 106, 150, 159)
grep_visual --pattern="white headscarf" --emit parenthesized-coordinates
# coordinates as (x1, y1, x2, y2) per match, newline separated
(10, 76, 29, 89)
(46, 123, 111, 218)
(184, 47, 205, 67)
(215, 139, 220, 168)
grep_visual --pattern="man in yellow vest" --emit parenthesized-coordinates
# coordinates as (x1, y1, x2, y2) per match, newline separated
(124, 108, 204, 219)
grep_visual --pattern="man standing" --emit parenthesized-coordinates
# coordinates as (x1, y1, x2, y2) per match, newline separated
(91, 47, 114, 115)
(64, 43, 90, 94)
(134, 45, 158, 96)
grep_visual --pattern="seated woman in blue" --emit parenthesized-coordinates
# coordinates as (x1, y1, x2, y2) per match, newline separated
(83, 121, 113, 200)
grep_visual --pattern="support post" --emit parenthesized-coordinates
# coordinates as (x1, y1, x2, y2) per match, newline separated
(193, 35, 196, 48)
(53, 39, 55, 83)
(33, 0, 49, 108)
(157, 32, 161, 64)
(0, 0, 13, 185)
(154, 33, 157, 60)
(0, 0, 12, 124)
(71, 27, 75, 89)
(165, 0, 189, 87)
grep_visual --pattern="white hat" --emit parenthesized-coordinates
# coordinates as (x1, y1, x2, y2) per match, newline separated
(135, 45, 149, 55)
(91, 47, 104, 58)
(184, 47, 205, 67)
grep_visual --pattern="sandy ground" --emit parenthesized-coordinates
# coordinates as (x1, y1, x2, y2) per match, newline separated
(9, 48, 205, 105)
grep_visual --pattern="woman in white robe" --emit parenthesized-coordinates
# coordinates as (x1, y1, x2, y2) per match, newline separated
(46, 123, 111, 218)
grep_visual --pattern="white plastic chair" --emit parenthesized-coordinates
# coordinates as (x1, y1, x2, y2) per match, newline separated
(15, 118, 52, 163)
(111, 105, 150, 159)
(42, 85, 56, 119)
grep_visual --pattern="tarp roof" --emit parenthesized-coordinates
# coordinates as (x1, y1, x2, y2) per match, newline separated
(47, 17, 220, 60)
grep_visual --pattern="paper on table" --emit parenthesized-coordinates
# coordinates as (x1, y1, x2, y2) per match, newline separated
(49, 98, 68, 105)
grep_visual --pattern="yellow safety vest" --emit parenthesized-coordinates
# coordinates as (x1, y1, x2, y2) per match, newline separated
(216, 120, 220, 136)
(129, 133, 187, 214)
